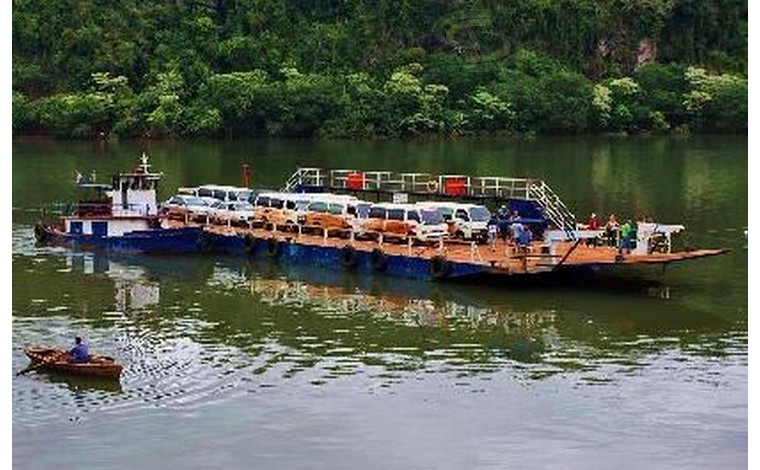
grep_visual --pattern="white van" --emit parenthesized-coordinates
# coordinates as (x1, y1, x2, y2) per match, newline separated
(180, 185, 253, 205)
(302, 197, 371, 231)
(252, 191, 362, 229)
(421, 202, 491, 240)
(363, 203, 448, 242)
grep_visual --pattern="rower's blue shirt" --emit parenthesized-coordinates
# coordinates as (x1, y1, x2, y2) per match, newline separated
(69, 343, 89, 363)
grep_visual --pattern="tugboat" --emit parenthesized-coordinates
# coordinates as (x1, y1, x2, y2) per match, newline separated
(34, 154, 206, 254)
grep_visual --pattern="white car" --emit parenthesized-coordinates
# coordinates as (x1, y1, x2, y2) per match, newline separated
(208, 200, 255, 226)
(421, 202, 491, 240)
(161, 195, 212, 221)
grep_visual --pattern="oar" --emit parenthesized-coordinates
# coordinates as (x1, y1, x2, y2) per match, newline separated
(15, 361, 48, 376)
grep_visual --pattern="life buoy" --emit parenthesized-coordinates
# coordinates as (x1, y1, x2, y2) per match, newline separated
(426, 180, 439, 193)
(370, 248, 388, 272)
(429, 255, 451, 279)
(244, 234, 257, 254)
(266, 237, 281, 257)
(340, 245, 358, 269)
(197, 231, 213, 253)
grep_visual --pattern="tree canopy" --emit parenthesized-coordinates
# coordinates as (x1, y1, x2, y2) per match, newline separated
(12, 0, 747, 138)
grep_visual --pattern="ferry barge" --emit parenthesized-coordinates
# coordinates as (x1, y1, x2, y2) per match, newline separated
(175, 167, 729, 281)
(34, 155, 204, 254)
(33, 161, 728, 281)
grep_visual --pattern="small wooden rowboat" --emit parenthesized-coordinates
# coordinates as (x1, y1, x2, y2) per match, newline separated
(24, 347, 123, 379)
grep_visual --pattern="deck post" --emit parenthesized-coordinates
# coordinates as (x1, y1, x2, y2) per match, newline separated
(379, 233, 383, 246)
(323, 228, 328, 245)
(407, 237, 412, 256)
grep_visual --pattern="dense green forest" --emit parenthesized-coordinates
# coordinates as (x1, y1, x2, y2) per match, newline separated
(12, 0, 747, 139)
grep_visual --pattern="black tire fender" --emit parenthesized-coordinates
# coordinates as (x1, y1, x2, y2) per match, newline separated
(340, 245, 358, 269)
(429, 255, 451, 280)
(197, 230, 213, 253)
(244, 233, 257, 254)
(370, 248, 388, 272)
(266, 237, 281, 257)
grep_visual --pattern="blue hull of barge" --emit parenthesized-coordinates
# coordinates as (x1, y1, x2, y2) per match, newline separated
(207, 232, 487, 281)
(36, 225, 205, 254)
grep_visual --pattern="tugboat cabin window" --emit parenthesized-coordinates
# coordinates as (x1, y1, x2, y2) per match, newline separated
(92, 221, 108, 236)
(70, 221, 83, 234)
(113, 175, 157, 191)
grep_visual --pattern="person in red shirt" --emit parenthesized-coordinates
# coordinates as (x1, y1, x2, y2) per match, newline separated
(585, 213, 601, 246)
(587, 213, 600, 230)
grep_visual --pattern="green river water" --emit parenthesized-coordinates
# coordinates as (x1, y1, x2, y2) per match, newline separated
(12, 136, 747, 470)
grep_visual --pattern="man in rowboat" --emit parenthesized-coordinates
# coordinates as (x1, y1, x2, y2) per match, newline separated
(68, 336, 90, 363)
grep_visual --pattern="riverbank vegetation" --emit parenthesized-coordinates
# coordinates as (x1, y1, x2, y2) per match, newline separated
(12, 0, 747, 139)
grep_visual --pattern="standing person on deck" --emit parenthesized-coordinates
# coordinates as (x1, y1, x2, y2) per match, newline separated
(517, 225, 533, 253)
(619, 220, 633, 254)
(587, 213, 600, 230)
(68, 336, 90, 363)
(586, 212, 601, 246)
(605, 214, 620, 247)
(487, 217, 499, 252)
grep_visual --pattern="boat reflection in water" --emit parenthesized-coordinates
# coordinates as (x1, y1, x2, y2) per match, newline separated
(66, 252, 161, 311)
(42, 371, 124, 394)
(56, 251, 740, 383)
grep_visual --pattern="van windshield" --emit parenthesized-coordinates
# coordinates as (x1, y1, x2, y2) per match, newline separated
(387, 209, 405, 221)
(420, 209, 444, 225)
(235, 190, 252, 201)
(470, 206, 491, 222)
(368, 207, 386, 219)
(185, 196, 207, 207)
(356, 204, 371, 218)
(328, 203, 345, 215)
(309, 201, 328, 212)
(436, 207, 454, 221)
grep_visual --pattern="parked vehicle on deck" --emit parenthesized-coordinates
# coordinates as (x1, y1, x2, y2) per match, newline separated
(362, 203, 448, 243)
(421, 202, 491, 240)
(208, 200, 255, 226)
(161, 195, 212, 221)
(180, 185, 253, 205)
(302, 197, 370, 232)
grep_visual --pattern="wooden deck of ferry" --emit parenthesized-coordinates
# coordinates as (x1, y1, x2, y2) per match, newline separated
(167, 219, 728, 277)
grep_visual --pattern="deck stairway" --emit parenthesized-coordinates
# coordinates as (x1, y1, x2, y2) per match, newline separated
(282, 167, 577, 237)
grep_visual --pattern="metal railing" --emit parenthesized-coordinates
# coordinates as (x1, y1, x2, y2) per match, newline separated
(282, 167, 576, 234)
